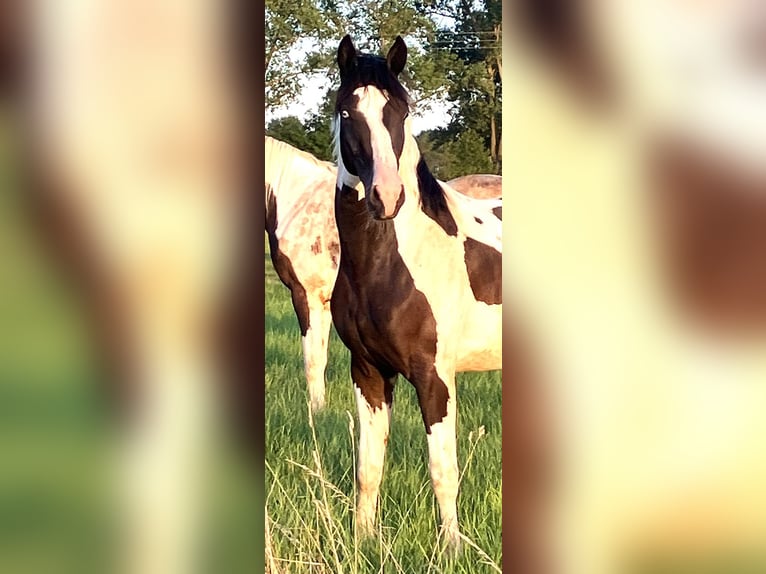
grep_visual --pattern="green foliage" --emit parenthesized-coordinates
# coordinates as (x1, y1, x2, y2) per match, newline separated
(265, 0, 342, 108)
(266, 0, 503, 174)
(417, 128, 495, 180)
(426, 0, 502, 167)
(266, 97, 336, 163)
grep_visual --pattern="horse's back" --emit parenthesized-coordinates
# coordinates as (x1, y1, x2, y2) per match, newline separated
(447, 174, 502, 199)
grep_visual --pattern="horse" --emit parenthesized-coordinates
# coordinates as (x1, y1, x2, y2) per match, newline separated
(508, 1, 766, 571)
(24, 2, 258, 573)
(265, 136, 340, 412)
(329, 35, 502, 550)
(266, 135, 502, 414)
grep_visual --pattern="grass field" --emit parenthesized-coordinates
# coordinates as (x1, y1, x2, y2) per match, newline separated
(264, 245, 503, 573)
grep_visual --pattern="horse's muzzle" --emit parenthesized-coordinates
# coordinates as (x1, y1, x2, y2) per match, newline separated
(369, 184, 405, 219)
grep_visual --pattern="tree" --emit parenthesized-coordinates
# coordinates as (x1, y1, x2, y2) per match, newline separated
(265, 0, 342, 109)
(266, 0, 463, 115)
(417, 128, 493, 180)
(420, 0, 502, 171)
(266, 0, 502, 175)
(266, 114, 334, 162)
(265, 116, 311, 151)
(338, 0, 459, 105)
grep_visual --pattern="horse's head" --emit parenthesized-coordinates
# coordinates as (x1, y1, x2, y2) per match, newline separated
(335, 35, 411, 220)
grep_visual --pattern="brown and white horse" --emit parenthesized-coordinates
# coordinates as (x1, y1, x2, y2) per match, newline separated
(330, 35, 502, 549)
(265, 135, 500, 413)
(265, 136, 340, 412)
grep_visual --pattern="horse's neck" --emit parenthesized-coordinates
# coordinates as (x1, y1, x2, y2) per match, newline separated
(334, 184, 399, 275)
(264, 139, 291, 202)
(334, 147, 441, 276)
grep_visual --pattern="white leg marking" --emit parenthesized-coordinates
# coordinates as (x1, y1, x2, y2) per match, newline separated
(426, 384, 461, 550)
(354, 385, 392, 536)
(302, 300, 332, 412)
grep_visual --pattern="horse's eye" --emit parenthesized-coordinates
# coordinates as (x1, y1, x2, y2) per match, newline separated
(341, 110, 350, 119)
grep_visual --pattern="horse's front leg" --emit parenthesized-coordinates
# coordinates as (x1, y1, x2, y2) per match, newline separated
(412, 362, 461, 551)
(351, 356, 396, 536)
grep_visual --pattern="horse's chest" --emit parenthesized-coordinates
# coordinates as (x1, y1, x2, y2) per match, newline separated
(333, 247, 441, 372)
(391, 218, 478, 327)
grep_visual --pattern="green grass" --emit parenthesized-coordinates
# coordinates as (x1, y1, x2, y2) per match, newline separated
(264, 245, 503, 573)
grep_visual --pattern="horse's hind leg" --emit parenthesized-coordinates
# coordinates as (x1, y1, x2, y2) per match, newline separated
(413, 365, 461, 551)
(302, 297, 332, 412)
(351, 357, 395, 535)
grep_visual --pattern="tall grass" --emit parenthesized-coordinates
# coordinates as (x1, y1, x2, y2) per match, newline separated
(265, 246, 503, 573)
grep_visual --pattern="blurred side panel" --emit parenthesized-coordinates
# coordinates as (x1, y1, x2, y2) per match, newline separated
(2, 0, 264, 572)
(505, 0, 766, 572)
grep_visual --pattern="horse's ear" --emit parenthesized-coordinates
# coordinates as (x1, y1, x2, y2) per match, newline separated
(338, 35, 357, 79)
(387, 36, 407, 76)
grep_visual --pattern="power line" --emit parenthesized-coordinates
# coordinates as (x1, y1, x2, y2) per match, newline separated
(429, 42, 500, 47)
(432, 31, 500, 35)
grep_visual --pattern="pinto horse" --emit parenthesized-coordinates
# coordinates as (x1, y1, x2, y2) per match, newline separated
(265, 136, 340, 412)
(330, 35, 502, 549)
(265, 135, 500, 413)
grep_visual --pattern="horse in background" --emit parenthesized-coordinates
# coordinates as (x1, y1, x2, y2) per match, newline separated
(447, 173, 502, 199)
(265, 135, 340, 412)
(266, 134, 501, 413)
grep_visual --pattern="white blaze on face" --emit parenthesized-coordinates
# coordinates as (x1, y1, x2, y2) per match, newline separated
(353, 86, 404, 217)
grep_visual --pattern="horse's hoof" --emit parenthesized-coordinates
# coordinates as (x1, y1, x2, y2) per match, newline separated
(356, 519, 375, 539)
(355, 506, 376, 538)
(440, 527, 463, 556)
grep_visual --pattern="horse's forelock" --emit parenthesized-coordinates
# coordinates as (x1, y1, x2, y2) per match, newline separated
(334, 54, 411, 114)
